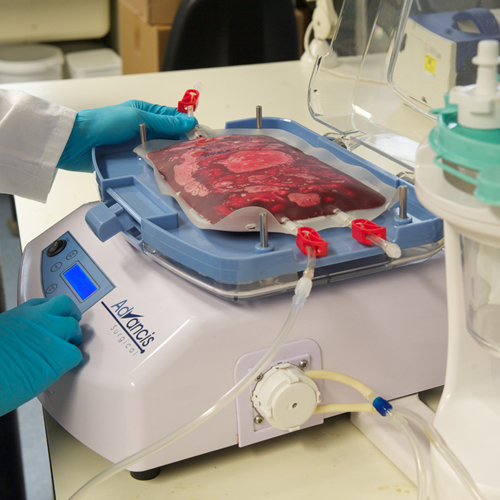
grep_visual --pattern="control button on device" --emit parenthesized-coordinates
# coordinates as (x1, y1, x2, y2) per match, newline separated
(46, 239, 67, 257)
(66, 250, 78, 260)
(50, 262, 63, 272)
(46, 284, 58, 294)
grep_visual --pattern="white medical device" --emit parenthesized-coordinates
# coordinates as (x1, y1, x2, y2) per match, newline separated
(20, 0, 498, 487)
(415, 39, 500, 499)
(302, 0, 339, 62)
(393, 7, 500, 110)
(19, 126, 447, 478)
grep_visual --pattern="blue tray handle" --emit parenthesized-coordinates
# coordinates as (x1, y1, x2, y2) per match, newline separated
(85, 201, 138, 243)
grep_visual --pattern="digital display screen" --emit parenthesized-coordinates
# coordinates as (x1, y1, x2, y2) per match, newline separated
(63, 264, 98, 301)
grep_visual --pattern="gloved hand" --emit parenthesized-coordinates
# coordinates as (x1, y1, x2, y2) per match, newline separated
(0, 296, 83, 417)
(57, 100, 197, 172)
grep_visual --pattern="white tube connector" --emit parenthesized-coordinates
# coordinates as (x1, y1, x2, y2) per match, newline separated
(292, 244, 316, 309)
(293, 275, 313, 308)
(449, 39, 500, 130)
(252, 363, 320, 431)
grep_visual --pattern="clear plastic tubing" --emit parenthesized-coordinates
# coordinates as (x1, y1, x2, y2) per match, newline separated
(387, 411, 428, 500)
(390, 407, 488, 500)
(366, 234, 402, 259)
(69, 247, 317, 499)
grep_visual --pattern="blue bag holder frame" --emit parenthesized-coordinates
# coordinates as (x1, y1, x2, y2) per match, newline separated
(86, 117, 443, 298)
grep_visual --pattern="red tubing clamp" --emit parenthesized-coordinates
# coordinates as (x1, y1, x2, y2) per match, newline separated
(296, 227, 328, 257)
(178, 89, 200, 113)
(351, 219, 386, 245)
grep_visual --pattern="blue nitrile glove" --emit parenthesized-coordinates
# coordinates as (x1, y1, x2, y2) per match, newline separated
(0, 296, 83, 417)
(57, 100, 197, 172)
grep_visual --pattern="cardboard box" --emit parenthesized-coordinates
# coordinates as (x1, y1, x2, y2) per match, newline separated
(121, 0, 182, 25)
(119, 2, 309, 74)
(119, 0, 172, 74)
(295, 8, 306, 57)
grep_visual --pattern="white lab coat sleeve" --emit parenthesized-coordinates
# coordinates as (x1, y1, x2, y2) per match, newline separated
(0, 89, 76, 202)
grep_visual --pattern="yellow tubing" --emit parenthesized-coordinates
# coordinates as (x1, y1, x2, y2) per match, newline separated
(314, 403, 376, 415)
(305, 370, 375, 401)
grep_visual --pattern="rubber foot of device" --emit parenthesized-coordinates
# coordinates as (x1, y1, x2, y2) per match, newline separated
(130, 467, 161, 481)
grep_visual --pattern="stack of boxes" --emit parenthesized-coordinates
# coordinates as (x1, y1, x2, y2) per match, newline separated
(119, 0, 182, 74)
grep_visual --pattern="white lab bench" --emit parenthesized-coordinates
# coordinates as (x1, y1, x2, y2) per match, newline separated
(5, 61, 441, 499)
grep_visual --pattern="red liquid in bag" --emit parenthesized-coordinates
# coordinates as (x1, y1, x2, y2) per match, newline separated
(148, 135, 386, 225)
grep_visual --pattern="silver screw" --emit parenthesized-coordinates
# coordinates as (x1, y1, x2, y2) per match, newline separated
(254, 415, 264, 425)
(256, 374, 263, 381)
(298, 360, 309, 370)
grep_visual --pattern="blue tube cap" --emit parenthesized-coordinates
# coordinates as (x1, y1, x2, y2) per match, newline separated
(373, 397, 393, 416)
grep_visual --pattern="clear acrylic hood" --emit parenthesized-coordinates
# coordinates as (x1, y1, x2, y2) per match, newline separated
(308, 0, 500, 169)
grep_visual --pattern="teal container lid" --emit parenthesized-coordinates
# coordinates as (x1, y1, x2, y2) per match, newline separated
(476, 165, 500, 205)
(428, 94, 500, 205)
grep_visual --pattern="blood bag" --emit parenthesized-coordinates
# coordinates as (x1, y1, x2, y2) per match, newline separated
(135, 129, 396, 234)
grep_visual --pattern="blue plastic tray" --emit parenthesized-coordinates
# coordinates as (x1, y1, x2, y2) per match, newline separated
(87, 117, 443, 286)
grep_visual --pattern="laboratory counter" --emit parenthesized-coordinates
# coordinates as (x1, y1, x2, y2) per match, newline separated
(5, 60, 441, 499)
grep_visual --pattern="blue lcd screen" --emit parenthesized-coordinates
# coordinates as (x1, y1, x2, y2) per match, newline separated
(63, 264, 98, 301)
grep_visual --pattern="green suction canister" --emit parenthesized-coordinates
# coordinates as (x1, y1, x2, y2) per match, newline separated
(428, 39, 500, 206)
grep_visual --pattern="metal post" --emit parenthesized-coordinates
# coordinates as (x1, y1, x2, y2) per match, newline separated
(140, 123, 147, 145)
(399, 185, 408, 220)
(259, 212, 268, 248)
